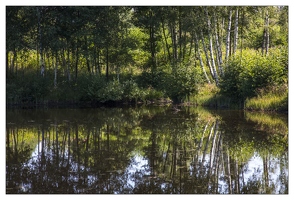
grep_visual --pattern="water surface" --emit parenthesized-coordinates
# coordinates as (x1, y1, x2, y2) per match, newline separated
(6, 106, 288, 194)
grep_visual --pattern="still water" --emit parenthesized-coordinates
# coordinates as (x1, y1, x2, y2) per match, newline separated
(6, 106, 288, 194)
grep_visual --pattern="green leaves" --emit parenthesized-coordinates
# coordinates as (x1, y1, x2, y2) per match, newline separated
(220, 47, 288, 102)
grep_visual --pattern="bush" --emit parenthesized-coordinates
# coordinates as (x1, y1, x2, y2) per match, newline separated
(220, 48, 288, 102)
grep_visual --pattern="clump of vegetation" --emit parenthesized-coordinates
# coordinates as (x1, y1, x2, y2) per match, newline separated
(218, 47, 288, 110)
(188, 84, 234, 108)
(245, 84, 288, 112)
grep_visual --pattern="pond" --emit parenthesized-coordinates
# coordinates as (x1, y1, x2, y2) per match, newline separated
(6, 106, 288, 194)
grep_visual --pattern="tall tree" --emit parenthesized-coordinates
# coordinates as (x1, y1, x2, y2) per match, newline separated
(204, 7, 219, 85)
(233, 7, 239, 55)
(195, 32, 211, 84)
(225, 8, 233, 63)
(213, 8, 223, 76)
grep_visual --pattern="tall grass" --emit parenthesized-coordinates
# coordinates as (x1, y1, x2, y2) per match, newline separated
(245, 84, 288, 112)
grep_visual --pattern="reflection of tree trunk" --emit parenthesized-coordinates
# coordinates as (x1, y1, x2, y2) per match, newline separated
(107, 125, 110, 152)
(67, 125, 71, 183)
(163, 142, 170, 174)
(13, 128, 18, 153)
(263, 155, 269, 192)
(151, 130, 157, 177)
(75, 124, 81, 179)
(202, 122, 213, 162)
(85, 130, 90, 170)
(41, 126, 45, 154)
(234, 157, 239, 193)
(214, 133, 222, 194)
(207, 120, 219, 193)
(226, 148, 232, 194)
(54, 120, 59, 166)
(209, 120, 218, 170)
(194, 121, 209, 175)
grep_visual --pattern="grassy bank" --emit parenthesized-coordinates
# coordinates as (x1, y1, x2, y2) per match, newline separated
(244, 84, 288, 112)
(188, 84, 239, 109)
(188, 83, 288, 112)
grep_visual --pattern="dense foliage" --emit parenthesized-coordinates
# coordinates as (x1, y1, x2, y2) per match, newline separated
(6, 6, 288, 108)
(219, 47, 288, 101)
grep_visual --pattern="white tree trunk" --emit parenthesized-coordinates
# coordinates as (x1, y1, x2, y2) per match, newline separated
(233, 8, 239, 55)
(265, 10, 270, 55)
(205, 7, 219, 85)
(225, 9, 233, 63)
(214, 11, 223, 76)
(195, 33, 211, 84)
(201, 30, 214, 81)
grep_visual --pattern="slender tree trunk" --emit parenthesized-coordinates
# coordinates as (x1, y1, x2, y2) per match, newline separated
(12, 50, 17, 75)
(97, 48, 101, 75)
(240, 9, 245, 62)
(179, 8, 182, 63)
(161, 18, 172, 63)
(201, 31, 214, 81)
(265, 10, 270, 56)
(149, 10, 156, 72)
(225, 9, 233, 63)
(37, 7, 44, 75)
(233, 8, 239, 55)
(62, 47, 67, 77)
(182, 31, 187, 62)
(150, 25, 156, 72)
(214, 12, 223, 76)
(54, 51, 58, 88)
(195, 33, 211, 84)
(67, 44, 71, 81)
(169, 21, 178, 70)
(75, 40, 79, 80)
(207, 29, 219, 85)
(93, 46, 97, 75)
(204, 7, 218, 85)
(84, 36, 91, 73)
(106, 46, 109, 81)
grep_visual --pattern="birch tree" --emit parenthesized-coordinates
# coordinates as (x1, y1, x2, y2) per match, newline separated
(233, 8, 239, 55)
(213, 9, 223, 76)
(262, 8, 270, 56)
(205, 7, 219, 85)
(195, 32, 211, 84)
(201, 30, 214, 82)
(225, 8, 233, 63)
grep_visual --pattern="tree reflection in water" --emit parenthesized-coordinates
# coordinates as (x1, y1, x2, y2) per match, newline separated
(6, 107, 288, 194)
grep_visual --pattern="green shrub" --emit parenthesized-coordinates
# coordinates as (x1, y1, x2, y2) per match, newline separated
(220, 48, 288, 102)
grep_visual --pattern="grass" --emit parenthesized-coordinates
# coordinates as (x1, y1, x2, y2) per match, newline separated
(187, 83, 236, 109)
(245, 84, 288, 112)
(187, 83, 288, 112)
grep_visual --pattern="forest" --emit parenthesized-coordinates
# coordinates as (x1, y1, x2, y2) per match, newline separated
(6, 6, 288, 111)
